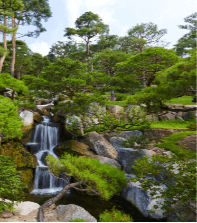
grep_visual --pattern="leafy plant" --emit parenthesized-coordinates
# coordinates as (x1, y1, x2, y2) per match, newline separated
(99, 206, 133, 222)
(131, 154, 196, 221)
(0, 96, 24, 140)
(123, 134, 150, 149)
(0, 155, 26, 213)
(114, 93, 127, 101)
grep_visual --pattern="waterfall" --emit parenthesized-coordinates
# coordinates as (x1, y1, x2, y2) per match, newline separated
(25, 115, 68, 195)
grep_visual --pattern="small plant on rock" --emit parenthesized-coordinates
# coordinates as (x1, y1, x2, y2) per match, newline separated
(123, 135, 150, 149)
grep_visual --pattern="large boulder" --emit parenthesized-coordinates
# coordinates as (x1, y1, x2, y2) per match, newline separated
(117, 147, 155, 174)
(83, 131, 118, 159)
(107, 105, 124, 114)
(54, 140, 95, 157)
(13, 201, 40, 216)
(122, 174, 167, 220)
(65, 115, 84, 136)
(85, 102, 106, 117)
(56, 204, 97, 222)
(110, 137, 126, 151)
(19, 110, 34, 126)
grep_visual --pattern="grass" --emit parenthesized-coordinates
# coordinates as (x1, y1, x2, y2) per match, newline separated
(155, 130, 196, 159)
(164, 96, 196, 105)
(150, 120, 194, 129)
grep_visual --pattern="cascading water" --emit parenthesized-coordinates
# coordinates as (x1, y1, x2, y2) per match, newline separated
(25, 114, 67, 195)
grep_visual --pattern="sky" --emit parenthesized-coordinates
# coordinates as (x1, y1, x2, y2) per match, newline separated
(5, 0, 196, 56)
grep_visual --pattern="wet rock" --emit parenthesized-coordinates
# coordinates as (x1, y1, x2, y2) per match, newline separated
(56, 204, 97, 222)
(33, 112, 43, 123)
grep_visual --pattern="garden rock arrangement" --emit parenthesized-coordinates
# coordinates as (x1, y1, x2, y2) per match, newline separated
(56, 204, 97, 222)
(122, 175, 167, 220)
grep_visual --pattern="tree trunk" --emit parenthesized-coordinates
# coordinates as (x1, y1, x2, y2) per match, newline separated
(110, 91, 115, 101)
(142, 73, 146, 89)
(17, 64, 22, 80)
(10, 32, 16, 77)
(147, 75, 155, 87)
(85, 39, 90, 64)
(0, 16, 7, 73)
(91, 63, 93, 72)
(11, 90, 15, 100)
(10, 16, 21, 77)
(37, 68, 40, 78)
(37, 181, 84, 222)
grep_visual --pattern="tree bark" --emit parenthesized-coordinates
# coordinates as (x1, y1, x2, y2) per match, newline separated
(17, 64, 22, 80)
(110, 91, 115, 101)
(10, 16, 21, 77)
(142, 73, 146, 89)
(91, 63, 93, 72)
(37, 181, 84, 222)
(85, 39, 90, 64)
(0, 15, 7, 73)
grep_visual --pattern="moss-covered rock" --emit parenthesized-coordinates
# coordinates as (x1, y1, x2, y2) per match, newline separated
(52, 113, 60, 123)
(54, 140, 95, 158)
(19, 169, 34, 192)
(21, 125, 34, 144)
(33, 112, 43, 123)
(0, 142, 37, 168)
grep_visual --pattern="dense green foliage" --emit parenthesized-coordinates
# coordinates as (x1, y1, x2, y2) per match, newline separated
(0, 155, 25, 213)
(46, 153, 128, 201)
(123, 134, 150, 149)
(131, 154, 196, 221)
(99, 206, 133, 222)
(0, 96, 24, 139)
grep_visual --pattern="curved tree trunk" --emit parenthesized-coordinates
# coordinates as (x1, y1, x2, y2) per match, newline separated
(0, 16, 7, 73)
(37, 181, 84, 222)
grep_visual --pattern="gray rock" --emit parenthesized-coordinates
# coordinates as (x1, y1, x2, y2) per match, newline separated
(110, 137, 127, 151)
(19, 110, 34, 126)
(65, 115, 84, 136)
(182, 112, 190, 120)
(159, 113, 175, 121)
(103, 130, 143, 142)
(91, 155, 122, 169)
(56, 204, 97, 222)
(107, 105, 124, 114)
(84, 131, 118, 159)
(118, 148, 155, 174)
(122, 177, 167, 219)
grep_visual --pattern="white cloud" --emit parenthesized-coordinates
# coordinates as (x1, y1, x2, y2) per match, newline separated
(29, 41, 50, 56)
(100, 9, 115, 23)
(64, 0, 83, 27)
(85, 0, 116, 7)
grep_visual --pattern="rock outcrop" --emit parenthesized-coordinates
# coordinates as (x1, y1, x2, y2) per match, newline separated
(56, 204, 97, 222)
(83, 131, 118, 159)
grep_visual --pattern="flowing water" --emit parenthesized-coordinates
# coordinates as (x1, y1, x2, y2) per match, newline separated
(25, 115, 67, 195)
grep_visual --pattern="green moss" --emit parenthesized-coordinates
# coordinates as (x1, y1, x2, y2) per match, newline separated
(0, 142, 37, 168)
(18, 169, 34, 192)
(155, 130, 196, 159)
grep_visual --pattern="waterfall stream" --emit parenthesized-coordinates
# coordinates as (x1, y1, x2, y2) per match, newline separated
(25, 115, 67, 195)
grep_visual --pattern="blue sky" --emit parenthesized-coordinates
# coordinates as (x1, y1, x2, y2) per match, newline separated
(6, 0, 196, 55)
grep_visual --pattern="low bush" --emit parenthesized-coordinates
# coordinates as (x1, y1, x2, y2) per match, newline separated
(99, 206, 133, 222)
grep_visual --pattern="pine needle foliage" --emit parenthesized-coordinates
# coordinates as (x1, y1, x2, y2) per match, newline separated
(46, 153, 128, 201)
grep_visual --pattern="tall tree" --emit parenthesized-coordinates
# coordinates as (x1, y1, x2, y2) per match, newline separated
(64, 11, 109, 63)
(94, 48, 129, 100)
(116, 47, 178, 87)
(174, 12, 197, 57)
(9, 0, 52, 77)
(0, 0, 24, 72)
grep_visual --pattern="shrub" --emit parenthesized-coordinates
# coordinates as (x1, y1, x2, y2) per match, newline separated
(99, 206, 133, 222)
(123, 134, 150, 149)
(0, 155, 25, 213)
(114, 93, 127, 101)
